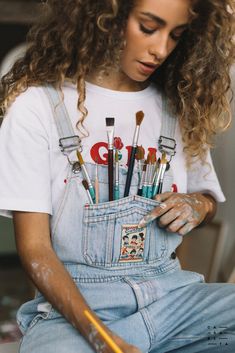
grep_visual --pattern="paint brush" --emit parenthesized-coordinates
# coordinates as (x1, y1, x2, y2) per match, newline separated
(124, 111, 144, 197)
(137, 161, 146, 196)
(158, 160, 170, 194)
(147, 153, 157, 198)
(106, 117, 115, 201)
(152, 152, 167, 197)
(95, 160, 99, 204)
(136, 145, 145, 182)
(84, 310, 124, 353)
(77, 150, 96, 203)
(82, 179, 94, 204)
(142, 152, 151, 198)
(114, 149, 120, 200)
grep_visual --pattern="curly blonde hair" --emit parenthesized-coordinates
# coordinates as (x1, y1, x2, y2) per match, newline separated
(1, 0, 235, 162)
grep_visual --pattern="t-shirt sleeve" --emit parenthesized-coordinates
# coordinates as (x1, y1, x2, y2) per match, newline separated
(0, 89, 52, 217)
(187, 150, 225, 202)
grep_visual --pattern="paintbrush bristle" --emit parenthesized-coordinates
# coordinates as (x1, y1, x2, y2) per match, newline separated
(105, 117, 115, 126)
(136, 111, 144, 126)
(136, 145, 145, 160)
(82, 179, 89, 190)
(146, 152, 151, 164)
(151, 152, 157, 164)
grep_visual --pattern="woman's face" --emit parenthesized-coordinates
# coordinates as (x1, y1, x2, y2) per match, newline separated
(120, 0, 191, 83)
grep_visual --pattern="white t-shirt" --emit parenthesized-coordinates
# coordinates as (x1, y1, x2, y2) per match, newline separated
(0, 81, 225, 218)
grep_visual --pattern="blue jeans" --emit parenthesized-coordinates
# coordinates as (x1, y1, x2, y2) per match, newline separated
(17, 163, 235, 352)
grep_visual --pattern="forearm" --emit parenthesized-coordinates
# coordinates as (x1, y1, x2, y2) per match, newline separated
(12, 212, 116, 352)
(19, 247, 92, 335)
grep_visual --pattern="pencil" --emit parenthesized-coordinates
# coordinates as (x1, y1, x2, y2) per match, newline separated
(84, 310, 124, 353)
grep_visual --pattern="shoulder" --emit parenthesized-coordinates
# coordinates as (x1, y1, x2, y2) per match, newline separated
(7, 85, 51, 115)
(3, 86, 54, 136)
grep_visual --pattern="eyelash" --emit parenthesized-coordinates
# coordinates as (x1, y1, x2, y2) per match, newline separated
(139, 23, 184, 42)
(170, 33, 183, 41)
(139, 24, 155, 35)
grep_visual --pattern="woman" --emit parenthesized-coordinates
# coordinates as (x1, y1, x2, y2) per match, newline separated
(0, 0, 235, 352)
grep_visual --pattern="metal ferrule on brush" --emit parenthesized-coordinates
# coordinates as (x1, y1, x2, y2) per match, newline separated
(107, 128, 115, 150)
(132, 126, 140, 147)
(115, 162, 119, 185)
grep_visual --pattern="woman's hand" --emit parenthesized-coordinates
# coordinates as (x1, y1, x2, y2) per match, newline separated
(138, 192, 217, 236)
(87, 328, 142, 353)
(109, 334, 142, 353)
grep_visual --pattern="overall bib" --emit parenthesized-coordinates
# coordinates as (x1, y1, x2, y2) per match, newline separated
(17, 86, 235, 353)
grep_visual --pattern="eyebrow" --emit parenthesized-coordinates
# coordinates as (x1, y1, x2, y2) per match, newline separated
(139, 12, 188, 30)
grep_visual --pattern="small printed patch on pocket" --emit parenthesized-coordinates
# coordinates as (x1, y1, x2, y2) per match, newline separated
(119, 224, 147, 262)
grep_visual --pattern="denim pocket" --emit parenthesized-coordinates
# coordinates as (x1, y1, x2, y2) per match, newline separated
(82, 195, 167, 268)
(17, 296, 54, 334)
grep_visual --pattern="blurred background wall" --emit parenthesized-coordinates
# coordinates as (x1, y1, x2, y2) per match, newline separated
(212, 65, 235, 280)
(0, 0, 41, 254)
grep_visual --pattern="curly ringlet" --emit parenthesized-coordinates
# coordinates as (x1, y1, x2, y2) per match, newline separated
(1, 0, 235, 163)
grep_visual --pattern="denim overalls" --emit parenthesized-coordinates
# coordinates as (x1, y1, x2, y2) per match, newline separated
(17, 86, 235, 353)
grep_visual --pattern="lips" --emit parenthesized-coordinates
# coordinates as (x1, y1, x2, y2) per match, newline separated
(138, 61, 158, 75)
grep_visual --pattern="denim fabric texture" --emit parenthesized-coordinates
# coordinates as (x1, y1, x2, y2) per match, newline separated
(17, 162, 235, 353)
(16, 86, 235, 353)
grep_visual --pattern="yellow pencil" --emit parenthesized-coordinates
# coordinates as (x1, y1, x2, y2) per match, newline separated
(84, 310, 124, 353)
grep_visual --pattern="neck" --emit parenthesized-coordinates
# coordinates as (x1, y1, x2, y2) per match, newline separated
(86, 69, 149, 92)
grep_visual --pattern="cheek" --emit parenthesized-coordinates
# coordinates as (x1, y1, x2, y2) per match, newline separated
(167, 41, 178, 57)
(121, 41, 137, 68)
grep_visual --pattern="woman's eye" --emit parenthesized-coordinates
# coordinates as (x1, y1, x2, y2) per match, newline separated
(171, 34, 181, 41)
(171, 30, 186, 42)
(139, 24, 155, 35)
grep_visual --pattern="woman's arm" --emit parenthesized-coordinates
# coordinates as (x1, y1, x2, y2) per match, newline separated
(13, 211, 141, 353)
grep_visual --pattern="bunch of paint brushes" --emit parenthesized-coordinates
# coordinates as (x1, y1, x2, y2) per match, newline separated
(79, 111, 169, 204)
(136, 148, 170, 198)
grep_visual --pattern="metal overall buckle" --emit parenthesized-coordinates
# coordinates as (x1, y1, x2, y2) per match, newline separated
(59, 135, 83, 173)
(158, 135, 176, 162)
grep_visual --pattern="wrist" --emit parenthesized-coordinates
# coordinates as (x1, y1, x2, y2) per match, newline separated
(201, 193, 217, 225)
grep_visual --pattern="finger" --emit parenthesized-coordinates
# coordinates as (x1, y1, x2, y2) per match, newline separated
(178, 222, 195, 236)
(158, 209, 182, 228)
(165, 217, 188, 233)
(138, 202, 169, 228)
(154, 192, 174, 203)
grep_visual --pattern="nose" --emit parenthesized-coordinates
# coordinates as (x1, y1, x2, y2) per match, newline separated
(148, 32, 170, 62)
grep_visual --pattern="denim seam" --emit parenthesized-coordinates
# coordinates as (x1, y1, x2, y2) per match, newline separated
(83, 207, 151, 222)
(51, 170, 71, 238)
(83, 194, 160, 211)
(139, 307, 156, 349)
(62, 258, 180, 278)
(123, 277, 143, 310)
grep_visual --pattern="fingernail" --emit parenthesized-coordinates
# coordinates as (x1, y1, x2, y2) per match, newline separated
(138, 214, 156, 228)
(138, 218, 147, 228)
(159, 203, 166, 209)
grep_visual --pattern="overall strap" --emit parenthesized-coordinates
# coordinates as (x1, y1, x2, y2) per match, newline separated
(159, 94, 177, 158)
(44, 84, 176, 158)
(43, 84, 82, 154)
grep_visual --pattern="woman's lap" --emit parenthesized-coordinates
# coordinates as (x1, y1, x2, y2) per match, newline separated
(19, 281, 235, 353)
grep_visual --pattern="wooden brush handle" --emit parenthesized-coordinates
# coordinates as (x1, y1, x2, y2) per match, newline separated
(124, 147, 136, 197)
(108, 149, 114, 201)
